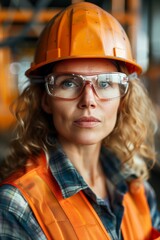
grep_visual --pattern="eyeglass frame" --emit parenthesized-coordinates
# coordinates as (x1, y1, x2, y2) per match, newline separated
(45, 72, 129, 101)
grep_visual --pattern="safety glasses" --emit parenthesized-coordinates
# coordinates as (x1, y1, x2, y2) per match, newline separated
(45, 72, 129, 101)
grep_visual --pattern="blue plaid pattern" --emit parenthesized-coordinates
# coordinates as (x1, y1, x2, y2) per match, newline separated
(0, 143, 160, 239)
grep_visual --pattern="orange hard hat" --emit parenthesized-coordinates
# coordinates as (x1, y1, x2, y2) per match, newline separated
(25, 2, 142, 77)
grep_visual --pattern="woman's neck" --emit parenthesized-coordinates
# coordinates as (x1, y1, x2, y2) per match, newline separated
(58, 139, 108, 199)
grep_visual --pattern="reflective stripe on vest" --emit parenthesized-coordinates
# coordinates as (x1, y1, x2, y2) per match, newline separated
(5, 153, 154, 240)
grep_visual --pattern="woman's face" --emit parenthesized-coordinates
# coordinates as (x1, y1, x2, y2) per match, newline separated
(42, 59, 120, 146)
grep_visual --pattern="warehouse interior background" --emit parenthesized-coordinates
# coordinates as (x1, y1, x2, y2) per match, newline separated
(0, 0, 160, 207)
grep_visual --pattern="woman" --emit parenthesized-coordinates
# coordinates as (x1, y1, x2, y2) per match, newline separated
(0, 2, 160, 239)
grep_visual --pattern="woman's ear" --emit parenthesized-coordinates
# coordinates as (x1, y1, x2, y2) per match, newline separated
(41, 92, 52, 114)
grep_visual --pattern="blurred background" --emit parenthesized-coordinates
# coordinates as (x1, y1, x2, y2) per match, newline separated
(0, 0, 160, 206)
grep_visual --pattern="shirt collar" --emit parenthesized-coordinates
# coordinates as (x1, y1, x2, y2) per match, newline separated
(48, 139, 135, 199)
(49, 142, 88, 198)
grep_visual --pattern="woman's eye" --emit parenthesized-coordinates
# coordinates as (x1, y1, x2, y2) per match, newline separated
(63, 80, 75, 87)
(98, 80, 110, 88)
(61, 79, 79, 88)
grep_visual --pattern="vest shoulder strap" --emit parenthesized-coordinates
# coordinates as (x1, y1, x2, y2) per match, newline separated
(122, 180, 152, 240)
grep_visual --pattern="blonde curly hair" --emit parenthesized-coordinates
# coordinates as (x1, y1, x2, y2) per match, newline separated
(0, 65, 157, 181)
(104, 76, 157, 177)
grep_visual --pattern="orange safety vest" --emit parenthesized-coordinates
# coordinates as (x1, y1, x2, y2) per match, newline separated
(2, 153, 160, 240)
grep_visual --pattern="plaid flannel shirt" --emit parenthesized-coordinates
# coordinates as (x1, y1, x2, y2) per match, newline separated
(0, 143, 160, 240)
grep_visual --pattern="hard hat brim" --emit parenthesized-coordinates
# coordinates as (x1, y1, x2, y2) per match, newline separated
(25, 55, 142, 78)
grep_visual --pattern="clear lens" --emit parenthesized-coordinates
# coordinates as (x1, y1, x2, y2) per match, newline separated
(46, 74, 84, 98)
(45, 73, 129, 100)
(95, 73, 128, 99)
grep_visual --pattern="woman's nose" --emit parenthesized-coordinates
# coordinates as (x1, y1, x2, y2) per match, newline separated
(77, 83, 97, 109)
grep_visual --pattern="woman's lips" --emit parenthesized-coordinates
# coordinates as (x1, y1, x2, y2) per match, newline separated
(74, 116, 101, 128)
